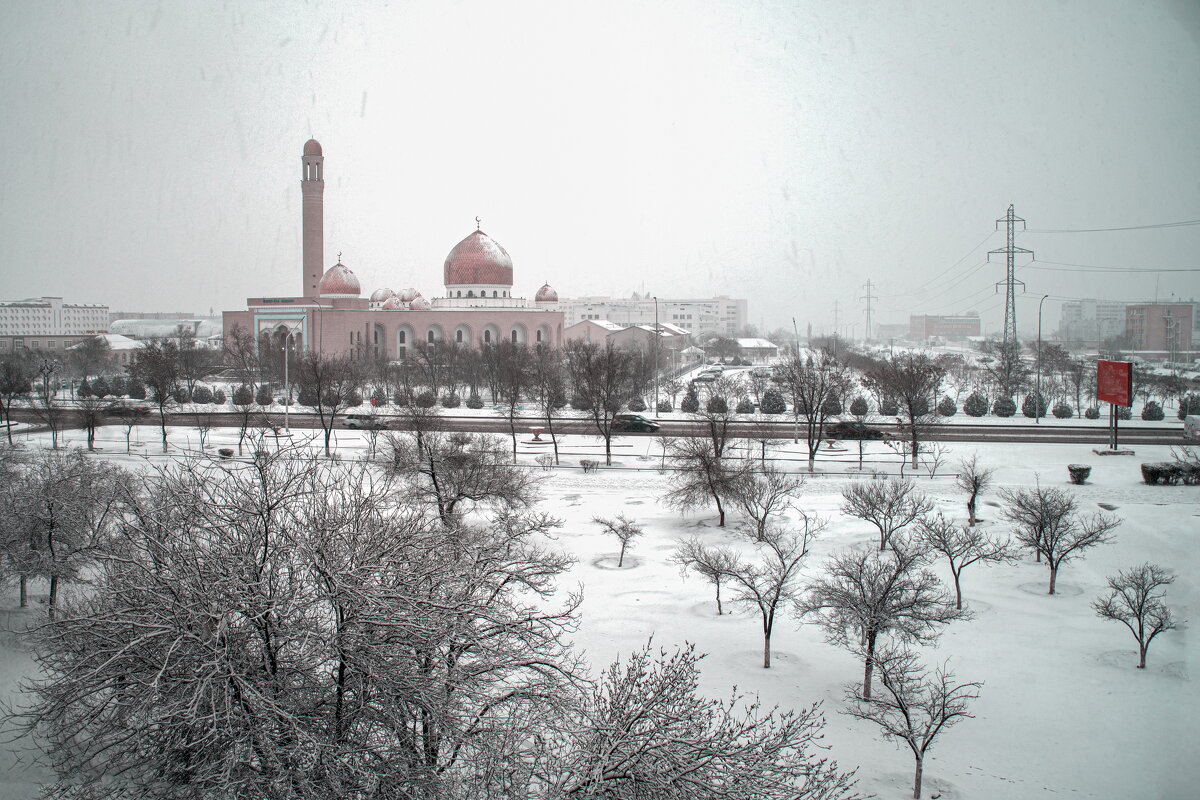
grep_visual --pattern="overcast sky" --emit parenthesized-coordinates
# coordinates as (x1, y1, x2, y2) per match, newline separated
(2, 0, 1198, 336)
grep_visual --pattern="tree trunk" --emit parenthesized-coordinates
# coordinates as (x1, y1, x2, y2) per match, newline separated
(48, 575, 59, 620)
(953, 571, 963, 610)
(1138, 643, 1147, 669)
(966, 495, 977, 526)
(715, 582, 723, 615)
(618, 543, 626, 568)
(1048, 563, 1058, 595)
(19, 576, 27, 608)
(862, 632, 877, 700)
(715, 494, 725, 527)
(912, 755, 924, 799)
(762, 630, 772, 669)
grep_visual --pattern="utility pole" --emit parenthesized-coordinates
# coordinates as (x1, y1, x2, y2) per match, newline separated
(860, 278, 877, 341)
(833, 299, 840, 340)
(1164, 308, 1179, 364)
(988, 204, 1034, 348)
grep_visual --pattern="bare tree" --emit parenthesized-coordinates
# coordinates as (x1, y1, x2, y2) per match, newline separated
(841, 478, 933, 551)
(74, 391, 111, 451)
(0, 353, 34, 445)
(664, 437, 748, 527)
(563, 339, 635, 466)
(691, 375, 740, 459)
(593, 513, 645, 567)
(844, 645, 981, 799)
(733, 462, 804, 540)
(494, 340, 533, 461)
(863, 352, 945, 469)
(528, 343, 568, 465)
(1002, 486, 1120, 594)
(673, 538, 739, 615)
(294, 350, 364, 456)
(387, 430, 543, 527)
(920, 441, 950, 479)
(954, 453, 994, 526)
(779, 348, 851, 470)
(1092, 563, 1179, 668)
(556, 642, 860, 799)
(798, 544, 966, 699)
(915, 511, 1015, 609)
(129, 337, 181, 452)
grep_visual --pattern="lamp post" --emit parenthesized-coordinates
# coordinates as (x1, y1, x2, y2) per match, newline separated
(282, 326, 300, 434)
(1036, 294, 1049, 425)
(653, 296, 659, 415)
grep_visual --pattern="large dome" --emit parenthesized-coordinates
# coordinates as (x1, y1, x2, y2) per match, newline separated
(318, 261, 360, 297)
(443, 230, 513, 287)
(535, 283, 558, 303)
(369, 288, 394, 303)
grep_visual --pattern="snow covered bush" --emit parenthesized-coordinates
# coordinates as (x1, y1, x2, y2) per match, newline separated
(1178, 393, 1200, 420)
(440, 392, 461, 408)
(760, 389, 786, 414)
(371, 386, 389, 406)
(1117, 405, 1131, 420)
(1067, 464, 1091, 484)
(880, 397, 899, 416)
(172, 387, 191, 404)
(77, 379, 92, 399)
(963, 392, 988, 417)
(680, 389, 699, 413)
(1021, 392, 1047, 418)
(90, 377, 110, 398)
(937, 396, 956, 417)
(190, 385, 213, 404)
(415, 390, 437, 408)
(570, 395, 592, 411)
(822, 395, 843, 415)
(657, 399, 673, 413)
(628, 397, 646, 412)
(849, 395, 870, 417)
(232, 385, 254, 406)
(736, 397, 755, 414)
(1085, 406, 1100, 419)
(254, 385, 273, 406)
(466, 393, 484, 409)
(127, 380, 146, 400)
(212, 388, 226, 405)
(705, 395, 728, 414)
(1053, 401, 1074, 419)
(1141, 400, 1164, 421)
(992, 397, 1016, 417)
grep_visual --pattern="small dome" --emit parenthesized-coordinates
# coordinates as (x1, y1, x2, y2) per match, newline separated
(444, 229, 514, 287)
(318, 261, 360, 297)
(397, 287, 420, 302)
(535, 283, 558, 303)
(369, 288, 394, 302)
(381, 295, 406, 310)
(410, 296, 431, 311)
(303, 139, 323, 156)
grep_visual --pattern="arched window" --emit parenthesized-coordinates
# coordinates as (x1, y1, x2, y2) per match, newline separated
(536, 329, 543, 343)
(492, 290, 498, 298)
(467, 290, 474, 298)
(511, 330, 518, 343)
(457, 290, 462, 297)
(484, 330, 491, 344)
(427, 331, 435, 343)
(456, 330, 463, 343)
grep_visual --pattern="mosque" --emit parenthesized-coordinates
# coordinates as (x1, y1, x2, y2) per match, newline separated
(222, 139, 564, 360)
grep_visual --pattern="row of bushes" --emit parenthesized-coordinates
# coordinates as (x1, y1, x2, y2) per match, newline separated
(1141, 461, 1200, 485)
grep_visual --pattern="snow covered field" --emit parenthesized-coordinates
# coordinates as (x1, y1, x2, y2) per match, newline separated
(1, 423, 1196, 799)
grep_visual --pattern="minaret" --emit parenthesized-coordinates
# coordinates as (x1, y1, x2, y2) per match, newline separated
(301, 139, 325, 297)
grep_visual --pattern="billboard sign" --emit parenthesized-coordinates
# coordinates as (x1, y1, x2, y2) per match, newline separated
(1097, 360, 1133, 407)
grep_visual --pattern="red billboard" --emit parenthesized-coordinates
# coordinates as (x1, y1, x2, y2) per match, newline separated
(1097, 360, 1133, 407)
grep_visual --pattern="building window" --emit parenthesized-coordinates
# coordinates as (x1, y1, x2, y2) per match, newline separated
(456, 330, 463, 343)
(511, 330, 518, 343)
(484, 330, 492, 344)
(427, 331, 435, 343)
(493, 291, 498, 298)
(536, 329, 543, 343)
(467, 290, 474, 298)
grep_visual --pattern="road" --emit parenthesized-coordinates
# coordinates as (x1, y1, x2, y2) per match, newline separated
(7, 407, 1190, 446)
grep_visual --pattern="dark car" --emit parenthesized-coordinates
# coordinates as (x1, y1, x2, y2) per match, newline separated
(826, 421, 886, 440)
(611, 414, 661, 433)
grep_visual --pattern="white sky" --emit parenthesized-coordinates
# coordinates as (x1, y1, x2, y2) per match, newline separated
(2, 0, 1198, 336)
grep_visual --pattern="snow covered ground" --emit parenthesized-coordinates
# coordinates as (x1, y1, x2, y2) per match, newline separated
(1, 423, 1196, 799)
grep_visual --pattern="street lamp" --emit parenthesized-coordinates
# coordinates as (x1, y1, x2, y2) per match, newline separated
(1036, 294, 1049, 425)
(653, 296, 659, 415)
(282, 326, 301, 434)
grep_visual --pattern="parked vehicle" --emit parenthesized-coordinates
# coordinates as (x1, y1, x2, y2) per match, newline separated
(826, 420, 887, 440)
(611, 414, 661, 433)
(344, 413, 388, 430)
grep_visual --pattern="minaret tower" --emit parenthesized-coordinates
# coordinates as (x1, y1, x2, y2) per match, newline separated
(301, 139, 325, 297)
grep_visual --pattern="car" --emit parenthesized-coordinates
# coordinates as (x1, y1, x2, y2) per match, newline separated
(611, 414, 661, 433)
(106, 402, 150, 418)
(344, 413, 388, 430)
(825, 421, 886, 440)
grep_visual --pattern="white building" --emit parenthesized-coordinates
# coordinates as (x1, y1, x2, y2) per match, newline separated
(0, 296, 109, 354)
(547, 294, 747, 336)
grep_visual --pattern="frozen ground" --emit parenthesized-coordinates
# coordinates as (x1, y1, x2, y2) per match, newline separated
(1, 422, 1196, 799)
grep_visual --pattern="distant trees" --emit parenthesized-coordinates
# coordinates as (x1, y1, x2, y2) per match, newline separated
(779, 348, 851, 470)
(664, 438, 745, 527)
(1002, 486, 1120, 594)
(0, 353, 33, 445)
(1093, 563, 1179, 669)
(129, 337, 181, 451)
(863, 352, 945, 468)
(293, 351, 364, 456)
(564, 340, 635, 466)
(845, 646, 981, 799)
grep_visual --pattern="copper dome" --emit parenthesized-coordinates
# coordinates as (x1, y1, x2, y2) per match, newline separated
(443, 230, 513, 287)
(381, 295, 406, 310)
(318, 261, 360, 297)
(534, 283, 559, 303)
(369, 288, 394, 303)
(303, 139, 323, 156)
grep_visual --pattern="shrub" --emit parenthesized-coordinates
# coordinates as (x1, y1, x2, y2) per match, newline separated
(705, 396, 728, 414)
(109, 376, 127, 397)
(937, 396, 956, 417)
(993, 396, 1016, 417)
(172, 387, 192, 404)
(232, 385, 254, 406)
(910, 396, 930, 417)
(657, 399, 673, 413)
(760, 389, 786, 414)
(821, 395, 843, 416)
(1141, 401, 1164, 421)
(1084, 406, 1100, 419)
(297, 387, 318, 407)
(627, 397, 646, 412)
(191, 385, 214, 404)
(880, 397, 899, 416)
(736, 397, 755, 414)
(1178, 393, 1200, 420)
(213, 388, 226, 405)
(570, 395, 592, 411)
(348, 390, 363, 407)
(681, 390, 699, 413)
(1141, 462, 1182, 486)
(849, 395, 870, 417)
(1067, 464, 1091, 485)
(370, 386, 389, 406)
(963, 392, 988, 417)
(218, 447, 234, 459)
(393, 388, 412, 406)
(90, 377, 111, 398)
(1021, 392, 1047, 419)
(255, 385, 274, 406)
(77, 379, 92, 399)
(466, 393, 484, 409)
(440, 392, 461, 409)
(1117, 405, 1131, 421)
(1052, 401, 1074, 419)
(414, 391, 437, 408)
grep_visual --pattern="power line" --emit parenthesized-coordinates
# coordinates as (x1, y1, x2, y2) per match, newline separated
(1024, 259, 1200, 274)
(1026, 218, 1200, 233)
(891, 230, 997, 297)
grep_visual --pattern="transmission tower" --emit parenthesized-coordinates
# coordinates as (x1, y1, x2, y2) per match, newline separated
(987, 204, 1034, 347)
(860, 278, 877, 341)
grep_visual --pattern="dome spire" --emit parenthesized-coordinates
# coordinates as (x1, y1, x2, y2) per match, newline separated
(475, 215, 482, 231)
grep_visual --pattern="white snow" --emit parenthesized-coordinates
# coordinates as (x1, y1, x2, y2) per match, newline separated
(2, 423, 1196, 799)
